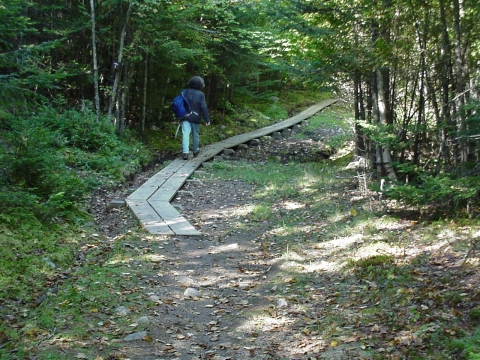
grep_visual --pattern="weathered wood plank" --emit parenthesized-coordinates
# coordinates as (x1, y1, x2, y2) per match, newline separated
(143, 221, 175, 235)
(127, 161, 183, 200)
(149, 201, 201, 235)
(125, 199, 174, 234)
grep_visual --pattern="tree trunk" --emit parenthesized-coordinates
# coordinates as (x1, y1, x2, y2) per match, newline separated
(118, 59, 131, 133)
(89, 0, 100, 121)
(375, 68, 397, 180)
(452, 0, 468, 163)
(353, 72, 366, 157)
(141, 54, 148, 132)
(107, 2, 132, 123)
(435, 0, 452, 168)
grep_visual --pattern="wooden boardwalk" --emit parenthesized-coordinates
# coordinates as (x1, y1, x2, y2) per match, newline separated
(126, 99, 338, 235)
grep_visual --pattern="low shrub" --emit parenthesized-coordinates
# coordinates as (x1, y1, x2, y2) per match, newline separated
(385, 173, 480, 214)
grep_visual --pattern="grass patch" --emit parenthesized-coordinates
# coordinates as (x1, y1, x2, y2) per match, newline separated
(0, 232, 155, 359)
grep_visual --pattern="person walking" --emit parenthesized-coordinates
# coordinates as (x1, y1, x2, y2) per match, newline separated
(181, 76, 211, 160)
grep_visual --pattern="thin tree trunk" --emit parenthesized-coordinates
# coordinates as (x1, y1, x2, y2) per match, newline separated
(453, 0, 468, 163)
(118, 59, 130, 133)
(438, 0, 454, 168)
(376, 68, 397, 180)
(353, 73, 366, 157)
(89, 0, 100, 121)
(141, 54, 148, 132)
(107, 2, 132, 123)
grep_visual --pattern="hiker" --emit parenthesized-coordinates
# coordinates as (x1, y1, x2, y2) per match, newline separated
(181, 76, 211, 160)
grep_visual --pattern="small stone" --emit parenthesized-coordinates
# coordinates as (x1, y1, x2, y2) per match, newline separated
(115, 306, 131, 316)
(149, 295, 161, 302)
(225, 243, 239, 249)
(277, 298, 288, 308)
(184, 288, 201, 297)
(249, 139, 260, 146)
(281, 129, 292, 138)
(42, 258, 56, 269)
(107, 199, 125, 210)
(135, 316, 150, 325)
(177, 276, 195, 285)
(124, 331, 148, 341)
(271, 132, 282, 140)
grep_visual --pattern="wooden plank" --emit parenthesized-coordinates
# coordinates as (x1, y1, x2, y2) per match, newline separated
(125, 199, 174, 234)
(127, 185, 160, 201)
(128, 170, 176, 200)
(149, 201, 201, 235)
(203, 100, 337, 152)
(126, 199, 159, 222)
(143, 222, 175, 235)
(148, 175, 188, 202)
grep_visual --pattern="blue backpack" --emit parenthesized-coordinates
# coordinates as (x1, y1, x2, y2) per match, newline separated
(171, 90, 192, 119)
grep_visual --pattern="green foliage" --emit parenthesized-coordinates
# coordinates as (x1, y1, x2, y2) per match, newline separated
(353, 254, 395, 268)
(448, 329, 480, 360)
(0, 220, 75, 301)
(45, 105, 117, 152)
(471, 307, 480, 322)
(0, 102, 153, 224)
(263, 103, 288, 120)
(385, 173, 480, 213)
(0, 113, 86, 221)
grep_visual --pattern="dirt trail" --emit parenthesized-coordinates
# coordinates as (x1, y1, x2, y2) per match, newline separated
(83, 119, 375, 359)
(100, 172, 366, 360)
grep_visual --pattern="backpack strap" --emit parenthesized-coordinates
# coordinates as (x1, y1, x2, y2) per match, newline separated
(181, 89, 192, 114)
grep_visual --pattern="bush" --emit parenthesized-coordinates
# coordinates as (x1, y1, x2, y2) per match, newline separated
(0, 102, 152, 223)
(385, 173, 480, 213)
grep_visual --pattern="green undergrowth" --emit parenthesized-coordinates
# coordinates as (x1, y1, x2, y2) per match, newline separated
(0, 101, 154, 358)
(0, 229, 152, 359)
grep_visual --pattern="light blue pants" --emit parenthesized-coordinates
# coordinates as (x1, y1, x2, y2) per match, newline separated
(182, 121, 200, 154)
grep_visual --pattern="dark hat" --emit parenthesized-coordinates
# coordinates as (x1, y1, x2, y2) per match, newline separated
(188, 76, 205, 90)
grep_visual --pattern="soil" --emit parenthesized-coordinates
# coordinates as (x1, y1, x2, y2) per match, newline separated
(83, 123, 374, 360)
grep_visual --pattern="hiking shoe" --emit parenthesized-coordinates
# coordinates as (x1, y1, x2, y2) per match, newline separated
(183, 153, 189, 160)
(193, 151, 199, 157)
